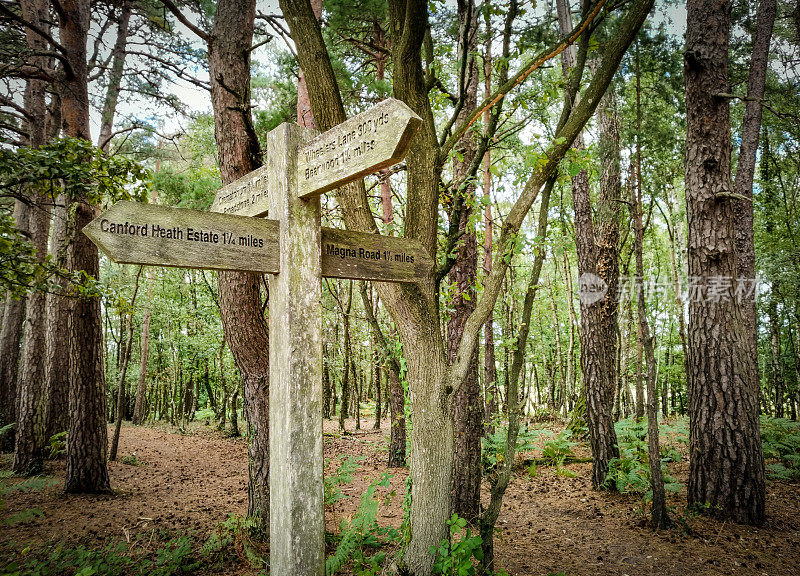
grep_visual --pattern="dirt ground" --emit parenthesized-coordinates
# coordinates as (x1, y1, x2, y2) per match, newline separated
(1, 419, 798, 575)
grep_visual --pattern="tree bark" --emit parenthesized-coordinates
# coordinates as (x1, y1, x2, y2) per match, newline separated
(12, 0, 50, 471)
(732, 0, 776, 413)
(110, 268, 142, 461)
(207, 0, 270, 535)
(630, 165, 668, 530)
(448, 0, 481, 523)
(768, 294, 784, 418)
(684, 0, 765, 525)
(58, 0, 111, 494)
(97, 0, 132, 152)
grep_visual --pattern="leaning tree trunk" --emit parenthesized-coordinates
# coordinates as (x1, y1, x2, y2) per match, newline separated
(732, 0, 776, 417)
(207, 0, 270, 535)
(684, 0, 765, 525)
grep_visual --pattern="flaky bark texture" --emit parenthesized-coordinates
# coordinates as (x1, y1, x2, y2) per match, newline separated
(13, 0, 51, 474)
(684, 0, 765, 525)
(558, 0, 619, 489)
(0, 292, 24, 451)
(59, 0, 111, 494)
(207, 0, 270, 535)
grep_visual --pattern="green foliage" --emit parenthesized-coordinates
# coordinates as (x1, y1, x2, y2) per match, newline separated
(0, 137, 148, 206)
(0, 535, 199, 576)
(120, 453, 145, 466)
(430, 514, 483, 576)
(481, 424, 549, 472)
(201, 515, 265, 569)
(542, 431, 577, 467)
(326, 473, 399, 576)
(3, 506, 43, 527)
(324, 455, 363, 506)
(605, 418, 682, 499)
(0, 476, 59, 496)
(48, 431, 67, 459)
(760, 416, 800, 481)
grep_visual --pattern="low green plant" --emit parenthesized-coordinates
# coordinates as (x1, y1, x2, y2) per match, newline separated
(542, 430, 576, 467)
(760, 416, 800, 480)
(120, 453, 145, 466)
(0, 533, 200, 576)
(326, 473, 399, 575)
(48, 431, 67, 459)
(481, 424, 550, 472)
(605, 418, 682, 499)
(324, 455, 363, 506)
(201, 514, 265, 568)
(430, 514, 483, 576)
(3, 506, 43, 526)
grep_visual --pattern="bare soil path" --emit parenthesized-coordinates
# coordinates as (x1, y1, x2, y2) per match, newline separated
(1, 420, 798, 575)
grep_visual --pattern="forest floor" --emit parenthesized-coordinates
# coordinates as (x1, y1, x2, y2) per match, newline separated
(1, 418, 798, 576)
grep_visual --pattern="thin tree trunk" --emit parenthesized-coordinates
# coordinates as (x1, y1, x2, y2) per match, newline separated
(339, 282, 352, 432)
(631, 172, 668, 530)
(768, 294, 784, 418)
(110, 268, 142, 461)
(97, 0, 131, 152)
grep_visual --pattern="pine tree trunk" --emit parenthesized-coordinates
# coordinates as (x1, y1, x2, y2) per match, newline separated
(59, 0, 111, 494)
(732, 0, 776, 413)
(768, 295, 784, 418)
(447, 4, 482, 515)
(207, 0, 270, 536)
(684, 0, 765, 525)
(12, 0, 50, 471)
(45, 194, 70, 442)
(97, 0, 131, 152)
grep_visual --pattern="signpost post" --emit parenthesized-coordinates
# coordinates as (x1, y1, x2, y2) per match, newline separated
(84, 98, 424, 576)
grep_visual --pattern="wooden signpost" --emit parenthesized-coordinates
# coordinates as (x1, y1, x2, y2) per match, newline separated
(84, 98, 424, 576)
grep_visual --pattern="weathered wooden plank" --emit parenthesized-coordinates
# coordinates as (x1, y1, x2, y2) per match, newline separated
(320, 227, 432, 283)
(83, 201, 280, 274)
(296, 98, 422, 199)
(267, 123, 325, 576)
(209, 156, 270, 217)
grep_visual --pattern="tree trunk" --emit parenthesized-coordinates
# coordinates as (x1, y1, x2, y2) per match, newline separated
(59, 0, 111, 494)
(45, 193, 70, 442)
(207, 0, 270, 536)
(0, 212, 27, 452)
(12, 0, 50, 471)
(684, 0, 765, 525)
(448, 0, 481, 522)
(110, 269, 142, 461)
(631, 164, 668, 530)
(97, 0, 132, 152)
(373, 351, 382, 429)
(732, 0, 777, 416)
(768, 294, 784, 418)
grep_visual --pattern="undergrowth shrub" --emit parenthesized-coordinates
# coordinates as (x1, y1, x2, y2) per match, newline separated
(605, 418, 682, 500)
(324, 455, 363, 506)
(429, 514, 482, 576)
(326, 473, 399, 575)
(760, 416, 800, 480)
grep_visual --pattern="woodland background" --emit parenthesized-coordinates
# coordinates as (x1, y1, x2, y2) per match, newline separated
(0, 0, 799, 575)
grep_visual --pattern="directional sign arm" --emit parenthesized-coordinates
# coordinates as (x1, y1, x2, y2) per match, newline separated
(83, 201, 280, 274)
(296, 98, 422, 199)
